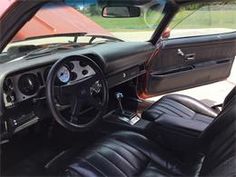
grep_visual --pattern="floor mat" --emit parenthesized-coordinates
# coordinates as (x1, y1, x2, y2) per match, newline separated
(1, 124, 97, 177)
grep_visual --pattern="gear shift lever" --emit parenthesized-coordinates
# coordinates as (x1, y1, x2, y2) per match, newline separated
(115, 92, 125, 114)
(115, 92, 140, 125)
(114, 92, 140, 125)
(115, 92, 135, 118)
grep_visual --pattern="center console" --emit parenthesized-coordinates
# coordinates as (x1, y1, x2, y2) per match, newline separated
(103, 92, 151, 133)
(103, 93, 203, 153)
(113, 92, 140, 125)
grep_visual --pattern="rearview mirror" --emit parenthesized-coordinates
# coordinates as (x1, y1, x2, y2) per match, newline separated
(102, 6, 141, 18)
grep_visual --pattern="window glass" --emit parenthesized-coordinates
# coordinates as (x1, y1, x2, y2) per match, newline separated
(4, 0, 168, 55)
(169, 2, 236, 39)
(66, 0, 166, 41)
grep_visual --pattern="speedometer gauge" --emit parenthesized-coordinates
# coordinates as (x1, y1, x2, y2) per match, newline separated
(57, 66, 70, 83)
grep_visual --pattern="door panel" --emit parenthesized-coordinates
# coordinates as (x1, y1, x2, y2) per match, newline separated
(144, 32, 236, 96)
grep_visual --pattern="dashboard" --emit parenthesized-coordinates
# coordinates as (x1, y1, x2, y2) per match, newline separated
(3, 60, 96, 108)
(0, 41, 155, 140)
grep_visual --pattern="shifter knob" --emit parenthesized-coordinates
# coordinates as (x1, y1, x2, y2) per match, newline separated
(115, 92, 124, 113)
(115, 92, 124, 99)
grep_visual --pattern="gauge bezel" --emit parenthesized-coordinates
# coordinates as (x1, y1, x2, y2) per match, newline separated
(56, 65, 71, 84)
(18, 73, 40, 96)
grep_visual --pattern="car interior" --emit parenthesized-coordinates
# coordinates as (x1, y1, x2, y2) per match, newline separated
(0, 0, 236, 176)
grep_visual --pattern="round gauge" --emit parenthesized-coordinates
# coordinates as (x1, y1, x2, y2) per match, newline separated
(57, 66, 71, 83)
(18, 74, 39, 96)
(67, 62, 74, 70)
(3, 78, 13, 93)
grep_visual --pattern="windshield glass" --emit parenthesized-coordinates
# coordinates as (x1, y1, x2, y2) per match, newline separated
(65, 0, 166, 41)
(2, 0, 166, 56)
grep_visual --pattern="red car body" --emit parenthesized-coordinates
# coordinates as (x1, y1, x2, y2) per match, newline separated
(0, 0, 111, 43)
(0, 0, 17, 18)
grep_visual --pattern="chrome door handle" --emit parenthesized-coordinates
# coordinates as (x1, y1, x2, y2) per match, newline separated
(185, 53, 195, 61)
(177, 49, 185, 57)
(177, 49, 195, 61)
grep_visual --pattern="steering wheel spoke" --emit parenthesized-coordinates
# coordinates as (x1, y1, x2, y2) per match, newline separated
(54, 86, 70, 105)
(56, 104, 71, 111)
(88, 96, 103, 110)
(70, 97, 81, 122)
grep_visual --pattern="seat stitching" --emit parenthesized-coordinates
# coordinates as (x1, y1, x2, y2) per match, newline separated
(109, 139, 149, 160)
(78, 158, 108, 177)
(111, 138, 185, 176)
(160, 100, 193, 117)
(164, 98, 197, 116)
(97, 142, 150, 177)
(96, 151, 129, 177)
(156, 104, 185, 118)
(193, 115, 213, 124)
(97, 144, 137, 170)
(159, 102, 191, 118)
(163, 98, 193, 111)
(107, 139, 147, 161)
(65, 167, 84, 177)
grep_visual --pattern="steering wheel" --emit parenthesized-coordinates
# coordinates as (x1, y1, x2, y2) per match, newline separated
(46, 55, 108, 131)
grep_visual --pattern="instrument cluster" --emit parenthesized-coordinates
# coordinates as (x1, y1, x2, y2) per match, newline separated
(3, 60, 95, 107)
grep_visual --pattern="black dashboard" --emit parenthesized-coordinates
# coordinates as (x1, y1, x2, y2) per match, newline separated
(3, 60, 97, 108)
(0, 41, 155, 139)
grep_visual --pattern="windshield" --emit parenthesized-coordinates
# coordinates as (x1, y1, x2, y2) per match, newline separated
(2, 0, 166, 56)
(65, 0, 166, 41)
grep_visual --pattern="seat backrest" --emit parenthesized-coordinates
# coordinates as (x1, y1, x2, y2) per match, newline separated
(223, 86, 236, 109)
(199, 94, 236, 176)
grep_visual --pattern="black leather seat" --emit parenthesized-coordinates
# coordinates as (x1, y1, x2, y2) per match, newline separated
(65, 131, 204, 177)
(61, 90, 236, 177)
(142, 87, 236, 133)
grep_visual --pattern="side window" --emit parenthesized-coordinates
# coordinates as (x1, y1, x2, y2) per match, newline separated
(168, 2, 236, 39)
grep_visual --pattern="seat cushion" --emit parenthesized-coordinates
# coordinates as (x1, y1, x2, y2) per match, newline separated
(64, 131, 204, 177)
(143, 94, 218, 121)
(142, 94, 216, 133)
